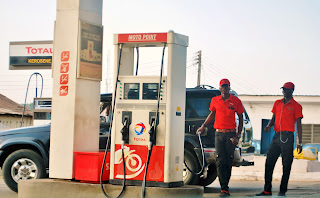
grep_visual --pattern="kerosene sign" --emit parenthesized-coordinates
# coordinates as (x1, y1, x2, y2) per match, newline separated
(9, 41, 53, 70)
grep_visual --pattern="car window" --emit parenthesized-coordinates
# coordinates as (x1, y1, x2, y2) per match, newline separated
(244, 110, 250, 121)
(99, 122, 110, 133)
(186, 96, 211, 119)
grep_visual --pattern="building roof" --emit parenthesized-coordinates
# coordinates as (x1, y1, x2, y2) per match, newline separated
(238, 95, 320, 105)
(239, 94, 320, 97)
(0, 94, 33, 117)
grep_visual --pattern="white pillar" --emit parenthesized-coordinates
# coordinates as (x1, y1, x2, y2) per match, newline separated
(49, 0, 103, 179)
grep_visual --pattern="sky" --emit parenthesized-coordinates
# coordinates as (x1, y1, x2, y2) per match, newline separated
(0, 0, 320, 104)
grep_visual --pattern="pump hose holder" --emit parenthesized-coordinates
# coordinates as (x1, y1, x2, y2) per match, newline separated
(121, 119, 130, 144)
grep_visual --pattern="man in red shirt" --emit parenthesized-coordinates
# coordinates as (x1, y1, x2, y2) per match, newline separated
(197, 79, 244, 197)
(257, 82, 303, 197)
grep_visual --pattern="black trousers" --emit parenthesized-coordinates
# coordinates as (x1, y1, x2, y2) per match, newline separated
(264, 132, 294, 193)
(215, 132, 236, 191)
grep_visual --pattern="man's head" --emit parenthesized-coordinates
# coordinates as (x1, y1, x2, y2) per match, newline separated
(281, 82, 294, 98)
(219, 78, 230, 94)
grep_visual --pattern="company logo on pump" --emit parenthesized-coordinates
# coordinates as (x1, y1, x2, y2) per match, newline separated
(134, 122, 146, 135)
(115, 146, 145, 179)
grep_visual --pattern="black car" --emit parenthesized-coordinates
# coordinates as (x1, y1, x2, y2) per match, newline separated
(0, 86, 254, 192)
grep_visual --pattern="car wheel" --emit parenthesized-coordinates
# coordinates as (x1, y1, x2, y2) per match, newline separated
(2, 149, 46, 192)
(183, 149, 200, 185)
(198, 164, 217, 186)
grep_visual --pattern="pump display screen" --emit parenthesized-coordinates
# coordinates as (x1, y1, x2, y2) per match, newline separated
(38, 101, 52, 106)
(143, 83, 159, 100)
(124, 83, 139, 99)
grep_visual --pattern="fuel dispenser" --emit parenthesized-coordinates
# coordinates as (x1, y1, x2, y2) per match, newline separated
(33, 97, 52, 126)
(108, 32, 188, 189)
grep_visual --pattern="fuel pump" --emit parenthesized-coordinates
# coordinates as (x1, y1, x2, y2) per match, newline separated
(108, 31, 188, 194)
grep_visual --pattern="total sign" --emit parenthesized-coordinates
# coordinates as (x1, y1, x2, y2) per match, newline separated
(9, 41, 53, 70)
(134, 122, 147, 142)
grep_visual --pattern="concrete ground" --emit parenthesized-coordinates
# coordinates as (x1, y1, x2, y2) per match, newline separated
(1, 166, 320, 198)
(205, 179, 320, 198)
(1, 177, 320, 198)
(0, 168, 16, 198)
(0, 176, 17, 198)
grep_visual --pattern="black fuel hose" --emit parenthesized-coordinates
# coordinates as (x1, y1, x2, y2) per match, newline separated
(100, 44, 126, 198)
(135, 47, 139, 76)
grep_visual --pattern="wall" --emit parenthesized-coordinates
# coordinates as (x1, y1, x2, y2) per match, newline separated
(232, 156, 320, 181)
(238, 95, 320, 140)
(0, 115, 33, 131)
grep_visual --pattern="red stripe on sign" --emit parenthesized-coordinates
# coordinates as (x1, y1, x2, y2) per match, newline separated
(204, 148, 215, 153)
(118, 33, 167, 43)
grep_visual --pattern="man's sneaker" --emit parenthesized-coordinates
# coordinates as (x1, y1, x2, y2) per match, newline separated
(278, 192, 286, 196)
(219, 190, 230, 197)
(256, 191, 272, 196)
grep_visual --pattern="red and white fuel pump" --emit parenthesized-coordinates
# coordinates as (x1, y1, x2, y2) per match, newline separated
(108, 31, 188, 189)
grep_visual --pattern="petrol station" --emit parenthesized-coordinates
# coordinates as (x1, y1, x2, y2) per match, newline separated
(17, 0, 203, 197)
(3, 0, 320, 197)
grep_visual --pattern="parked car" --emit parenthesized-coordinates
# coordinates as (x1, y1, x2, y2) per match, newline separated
(0, 86, 254, 192)
(251, 139, 261, 154)
(0, 94, 111, 192)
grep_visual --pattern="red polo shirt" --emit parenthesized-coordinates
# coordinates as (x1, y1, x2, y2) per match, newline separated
(209, 95, 244, 129)
(272, 98, 303, 132)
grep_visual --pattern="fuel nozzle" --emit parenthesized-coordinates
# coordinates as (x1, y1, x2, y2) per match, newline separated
(148, 118, 157, 149)
(121, 118, 130, 146)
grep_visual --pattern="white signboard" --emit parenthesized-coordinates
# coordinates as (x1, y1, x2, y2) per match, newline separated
(34, 97, 52, 110)
(9, 41, 53, 70)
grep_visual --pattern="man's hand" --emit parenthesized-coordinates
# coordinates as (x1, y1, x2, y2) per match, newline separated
(265, 115, 275, 133)
(196, 125, 205, 135)
(265, 125, 271, 132)
(297, 144, 303, 154)
(232, 137, 239, 145)
(231, 136, 239, 145)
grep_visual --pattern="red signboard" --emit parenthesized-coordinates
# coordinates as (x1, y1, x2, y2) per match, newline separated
(61, 51, 70, 61)
(118, 33, 167, 43)
(60, 74, 69, 85)
(60, 86, 68, 96)
(60, 63, 69, 73)
(113, 144, 164, 181)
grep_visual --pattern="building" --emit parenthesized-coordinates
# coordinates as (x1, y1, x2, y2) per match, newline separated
(0, 94, 33, 131)
(239, 95, 320, 144)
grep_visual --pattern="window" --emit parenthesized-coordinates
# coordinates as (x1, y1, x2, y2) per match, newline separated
(302, 124, 320, 144)
(186, 97, 211, 119)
